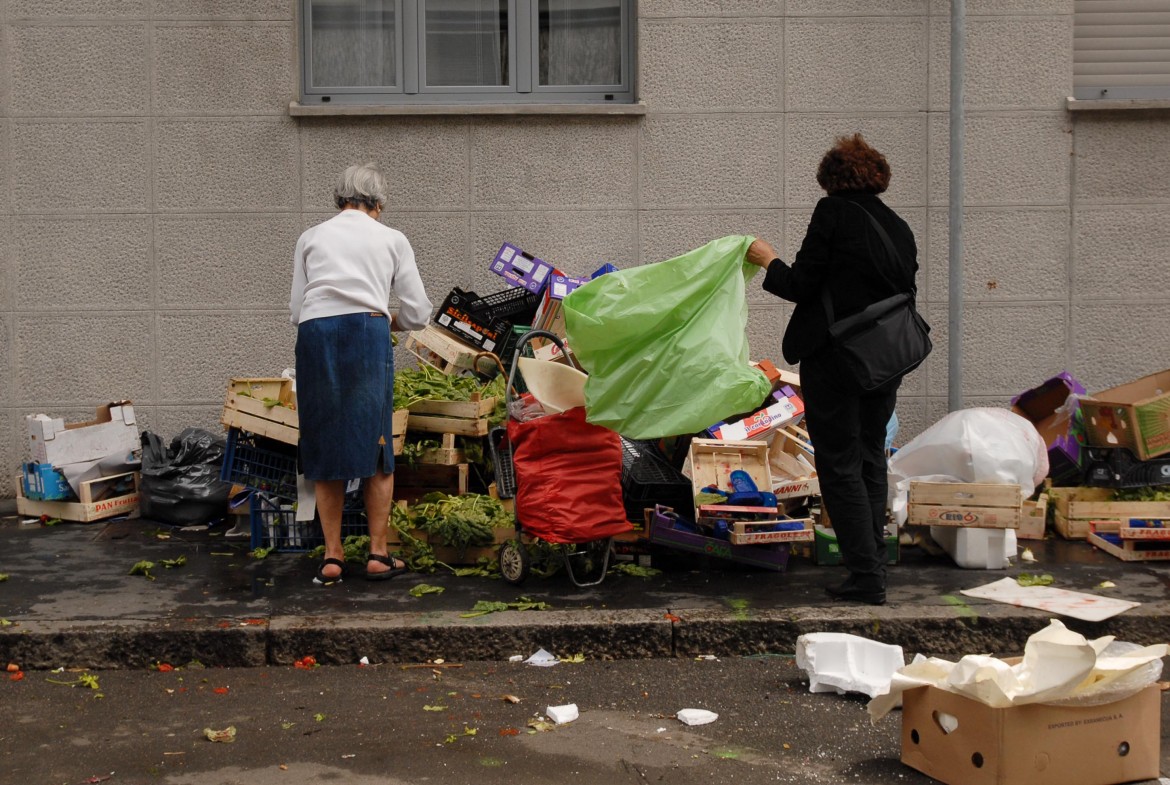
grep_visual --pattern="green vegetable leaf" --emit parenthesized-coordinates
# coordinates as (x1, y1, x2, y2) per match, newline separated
(422, 704, 447, 711)
(1017, 573, 1055, 587)
(410, 583, 445, 597)
(129, 560, 156, 580)
(159, 556, 187, 569)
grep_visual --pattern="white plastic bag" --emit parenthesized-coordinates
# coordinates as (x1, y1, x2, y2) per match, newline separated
(888, 408, 1048, 525)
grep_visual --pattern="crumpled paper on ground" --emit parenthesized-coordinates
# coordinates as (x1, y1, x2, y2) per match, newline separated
(868, 619, 1167, 721)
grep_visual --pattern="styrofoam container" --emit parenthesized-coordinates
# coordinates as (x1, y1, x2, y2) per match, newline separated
(930, 525, 1017, 569)
(795, 633, 905, 698)
(546, 704, 578, 724)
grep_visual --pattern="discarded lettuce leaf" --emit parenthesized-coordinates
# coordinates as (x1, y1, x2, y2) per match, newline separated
(129, 561, 156, 580)
(204, 726, 237, 743)
(608, 563, 661, 578)
(159, 556, 187, 569)
(527, 719, 556, 732)
(410, 584, 445, 598)
(558, 653, 586, 664)
(1097, 580, 1116, 589)
(0, 574, 9, 582)
(314, 713, 326, 722)
(1020, 548, 1037, 563)
(249, 547, 271, 560)
(423, 705, 448, 711)
(1017, 573, 1054, 587)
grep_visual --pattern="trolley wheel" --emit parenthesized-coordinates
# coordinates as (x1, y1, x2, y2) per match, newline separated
(498, 539, 530, 585)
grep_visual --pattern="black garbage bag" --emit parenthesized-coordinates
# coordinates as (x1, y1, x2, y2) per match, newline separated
(139, 428, 232, 525)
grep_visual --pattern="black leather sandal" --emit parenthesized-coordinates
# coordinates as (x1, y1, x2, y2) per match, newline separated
(313, 557, 345, 585)
(365, 553, 407, 581)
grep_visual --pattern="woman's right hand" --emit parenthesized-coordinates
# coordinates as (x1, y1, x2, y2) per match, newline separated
(745, 239, 779, 269)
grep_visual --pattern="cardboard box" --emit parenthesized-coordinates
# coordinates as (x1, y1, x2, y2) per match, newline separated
(221, 378, 299, 446)
(1080, 368, 1170, 461)
(1048, 486, 1170, 539)
(814, 524, 898, 566)
(26, 402, 139, 466)
(20, 462, 74, 501)
(489, 242, 555, 294)
(900, 684, 1161, 785)
(1011, 372, 1086, 482)
(907, 482, 1023, 529)
(1087, 519, 1170, 561)
(707, 386, 805, 441)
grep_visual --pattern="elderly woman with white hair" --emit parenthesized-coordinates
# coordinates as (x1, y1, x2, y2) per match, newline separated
(290, 163, 432, 584)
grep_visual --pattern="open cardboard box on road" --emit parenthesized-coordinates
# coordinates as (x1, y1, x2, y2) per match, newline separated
(901, 683, 1161, 785)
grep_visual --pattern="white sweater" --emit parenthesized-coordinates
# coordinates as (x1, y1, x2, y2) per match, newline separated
(290, 210, 432, 329)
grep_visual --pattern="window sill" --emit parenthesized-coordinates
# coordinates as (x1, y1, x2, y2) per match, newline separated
(1066, 97, 1170, 112)
(289, 101, 647, 117)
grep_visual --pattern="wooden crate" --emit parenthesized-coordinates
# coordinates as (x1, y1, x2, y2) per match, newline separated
(394, 463, 469, 504)
(728, 517, 814, 546)
(688, 438, 772, 499)
(429, 526, 514, 566)
(1018, 493, 1049, 540)
(15, 471, 140, 522)
(418, 433, 465, 465)
(1049, 486, 1170, 540)
(1087, 520, 1170, 561)
(408, 395, 497, 437)
(403, 325, 481, 375)
(907, 482, 1022, 529)
(222, 378, 299, 445)
(768, 426, 818, 501)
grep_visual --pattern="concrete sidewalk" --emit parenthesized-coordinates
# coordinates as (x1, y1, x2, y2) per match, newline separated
(1, 514, 1168, 670)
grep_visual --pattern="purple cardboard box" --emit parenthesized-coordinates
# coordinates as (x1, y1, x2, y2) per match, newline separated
(490, 243, 555, 295)
(1011, 372, 1087, 482)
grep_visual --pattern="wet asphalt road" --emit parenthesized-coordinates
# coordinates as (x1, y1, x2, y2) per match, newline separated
(4, 657, 1168, 785)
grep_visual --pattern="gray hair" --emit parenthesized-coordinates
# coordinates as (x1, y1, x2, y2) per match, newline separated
(334, 163, 387, 210)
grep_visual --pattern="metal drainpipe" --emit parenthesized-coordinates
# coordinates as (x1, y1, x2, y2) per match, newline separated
(948, 0, 965, 412)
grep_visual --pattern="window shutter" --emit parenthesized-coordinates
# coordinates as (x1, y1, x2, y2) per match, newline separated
(1075, 0, 1170, 99)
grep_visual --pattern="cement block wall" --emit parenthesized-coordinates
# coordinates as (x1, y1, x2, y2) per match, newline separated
(1, 0, 1167, 498)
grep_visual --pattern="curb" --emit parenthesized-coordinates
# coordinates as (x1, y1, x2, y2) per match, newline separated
(6, 604, 1170, 670)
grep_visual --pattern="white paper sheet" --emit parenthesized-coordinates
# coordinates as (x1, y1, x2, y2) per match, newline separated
(959, 576, 1139, 622)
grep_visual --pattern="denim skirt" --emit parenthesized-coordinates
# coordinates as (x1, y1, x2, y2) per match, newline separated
(295, 312, 395, 481)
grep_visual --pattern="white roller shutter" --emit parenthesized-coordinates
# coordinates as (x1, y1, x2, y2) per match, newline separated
(1075, 0, 1170, 99)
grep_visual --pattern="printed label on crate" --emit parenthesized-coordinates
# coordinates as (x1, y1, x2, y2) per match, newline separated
(490, 243, 554, 295)
(920, 507, 1005, 526)
(773, 479, 819, 500)
(435, 307, 502, 353)
(93, 494, 140, 515)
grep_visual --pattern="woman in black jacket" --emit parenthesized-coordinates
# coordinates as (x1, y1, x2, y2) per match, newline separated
(746, 134, 918, 606)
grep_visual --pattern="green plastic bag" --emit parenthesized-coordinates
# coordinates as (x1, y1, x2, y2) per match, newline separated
(563, 235, 772, 439)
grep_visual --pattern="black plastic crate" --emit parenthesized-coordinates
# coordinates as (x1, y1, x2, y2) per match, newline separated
(1082, 446, 1170, 489)
(222, 428, 299, 498)
(466, 286, 540, 324)
(249, 493, 369, 552)
(620, 438, 694, 521)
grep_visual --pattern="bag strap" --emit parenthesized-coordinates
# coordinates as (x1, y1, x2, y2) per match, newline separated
(821, 199, 913, 327)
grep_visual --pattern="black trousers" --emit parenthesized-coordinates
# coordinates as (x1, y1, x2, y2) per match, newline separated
(800, 352, 899, 581)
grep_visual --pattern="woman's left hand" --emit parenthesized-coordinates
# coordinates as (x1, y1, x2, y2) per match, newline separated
(745, 239, 779, 269)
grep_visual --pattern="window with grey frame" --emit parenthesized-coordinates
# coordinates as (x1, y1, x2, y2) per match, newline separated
(302, 0, 634, 104)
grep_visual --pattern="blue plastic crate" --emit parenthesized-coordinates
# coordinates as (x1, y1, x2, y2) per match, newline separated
(249, 493, 370, 552)
(222, 428, 299, 498)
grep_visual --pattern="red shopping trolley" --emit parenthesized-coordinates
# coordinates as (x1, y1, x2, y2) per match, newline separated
(489, 331, 632, 586)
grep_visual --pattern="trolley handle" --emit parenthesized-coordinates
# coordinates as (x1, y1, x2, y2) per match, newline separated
(504, 329, 569, 408)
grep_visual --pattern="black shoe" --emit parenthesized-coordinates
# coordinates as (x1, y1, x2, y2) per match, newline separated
(826, 577, 886, 606)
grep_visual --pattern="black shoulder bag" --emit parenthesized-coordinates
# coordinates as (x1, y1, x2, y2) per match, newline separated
(819, 205, 932, 391)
